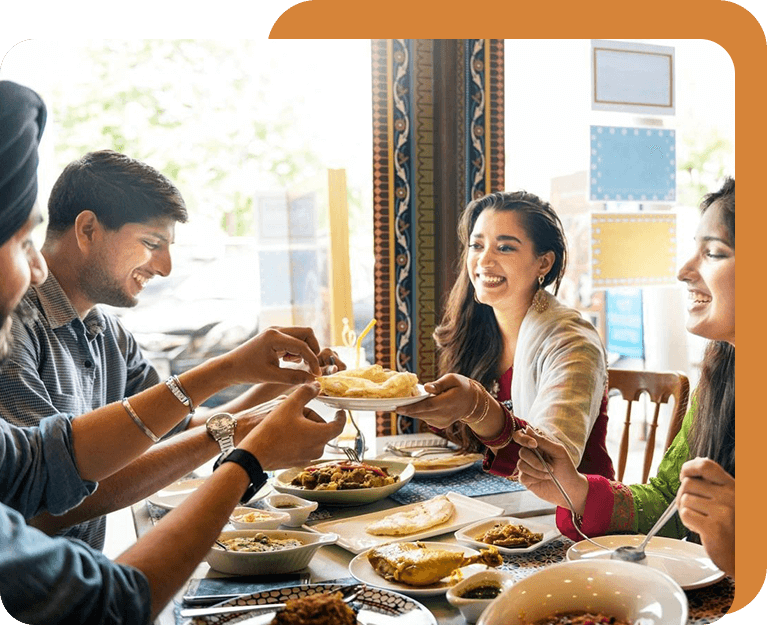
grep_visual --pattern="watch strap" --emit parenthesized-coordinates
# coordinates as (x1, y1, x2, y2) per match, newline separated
(214, 449, 268, 503)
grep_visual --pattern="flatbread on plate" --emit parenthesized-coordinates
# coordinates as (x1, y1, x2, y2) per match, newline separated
(366, 495, 455, 536)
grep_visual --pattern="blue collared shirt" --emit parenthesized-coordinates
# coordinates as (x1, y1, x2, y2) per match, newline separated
(0, 273, 189, 549)
(0, 414, 151, 624)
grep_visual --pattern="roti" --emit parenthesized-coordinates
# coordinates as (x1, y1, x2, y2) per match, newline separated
(365, 495, 455, 536)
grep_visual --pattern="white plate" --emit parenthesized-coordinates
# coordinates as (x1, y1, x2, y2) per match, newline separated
(455, 515, 561, 555)
(566, 534, 725, 590)
(349, 542, 494, 597)
(273, 459, 414, 506)
(411, 454, 483, 478)
(376, 455, 480, 478)
(147, 476, 269, 510)
(186, 583, 437, 625)
(315, 384, 430, 411)
(306, 492, 504, 554)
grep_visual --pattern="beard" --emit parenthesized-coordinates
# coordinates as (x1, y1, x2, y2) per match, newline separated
(79, 261, 140, 309)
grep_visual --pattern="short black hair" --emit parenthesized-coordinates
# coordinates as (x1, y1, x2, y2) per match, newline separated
(47, 150, 188, 233)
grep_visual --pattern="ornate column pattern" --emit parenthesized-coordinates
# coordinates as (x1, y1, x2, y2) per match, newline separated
(371, 39, 505, 435)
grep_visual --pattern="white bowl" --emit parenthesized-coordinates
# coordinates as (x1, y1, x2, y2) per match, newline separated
(205, 529, 337, 575)
(263, 493, 318, 526)
(446, 569, 515, 623)
(477, 560, 688, 625)
(273, 459, 414, 506)
(229, 506, 291, 530)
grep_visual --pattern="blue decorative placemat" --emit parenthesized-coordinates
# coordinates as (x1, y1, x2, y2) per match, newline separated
(390, 464, 525, 505)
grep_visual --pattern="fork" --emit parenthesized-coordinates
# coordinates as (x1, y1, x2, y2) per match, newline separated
(384, 443, 455, 458)
(528, 446, 610, 551)
(326, 442, 361, 462)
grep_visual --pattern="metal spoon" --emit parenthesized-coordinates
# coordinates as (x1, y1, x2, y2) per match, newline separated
(528, 446, 609, 551)
(180, 583, 365, 618)
(611, 493, 679, 562)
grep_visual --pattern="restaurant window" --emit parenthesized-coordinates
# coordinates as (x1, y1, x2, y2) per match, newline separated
(2, 39, 375, 405)
(504, 39, 734, 482)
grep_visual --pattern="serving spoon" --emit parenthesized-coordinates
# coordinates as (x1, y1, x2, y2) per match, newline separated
(611, 493, 679, 562)
(528, 440, 681, 561)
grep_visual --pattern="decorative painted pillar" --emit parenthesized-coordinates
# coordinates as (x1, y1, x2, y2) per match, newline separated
(371, 39, 505, 435)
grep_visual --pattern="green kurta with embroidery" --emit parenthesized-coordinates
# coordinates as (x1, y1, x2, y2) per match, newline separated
(611, 404, 694, 538)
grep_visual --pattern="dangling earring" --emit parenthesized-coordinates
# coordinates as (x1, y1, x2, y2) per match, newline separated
(531, 274, 548, 313)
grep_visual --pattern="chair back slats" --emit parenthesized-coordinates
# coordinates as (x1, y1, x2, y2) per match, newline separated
(607, 369, 691, 483)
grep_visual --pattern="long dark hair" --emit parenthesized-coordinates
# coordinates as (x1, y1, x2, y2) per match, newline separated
(687, 177, 735, 476)
(433, 191, 568, 449)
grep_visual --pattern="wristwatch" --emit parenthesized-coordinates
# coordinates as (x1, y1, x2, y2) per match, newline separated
(213, 448, 268, 503)
(206, 412, 237, 456)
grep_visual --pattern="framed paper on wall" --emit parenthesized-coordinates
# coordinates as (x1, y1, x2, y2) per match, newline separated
(591, 212, 677, 288)
(591, 39, 675, 115)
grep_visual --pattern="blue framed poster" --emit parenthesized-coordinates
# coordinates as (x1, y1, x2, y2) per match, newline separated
(590, 125, 676, 203)
(606, 289, 644, 359)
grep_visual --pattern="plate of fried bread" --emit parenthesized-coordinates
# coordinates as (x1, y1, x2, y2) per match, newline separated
(306, 493, 504, 554)
(349, 540, 504, 597)
(454, 515, 561, 555)
(378, 452, 485, 478)
(316, 365, 430, 411)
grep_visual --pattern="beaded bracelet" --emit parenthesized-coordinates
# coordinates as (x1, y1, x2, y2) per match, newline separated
(475, 401, 517, 448)
(165, 374, 196, 414)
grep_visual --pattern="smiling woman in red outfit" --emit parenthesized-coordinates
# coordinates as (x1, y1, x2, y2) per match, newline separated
(400, 191, 614, 480)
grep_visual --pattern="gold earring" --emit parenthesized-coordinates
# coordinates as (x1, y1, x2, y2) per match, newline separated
(531, 275, 548, 313)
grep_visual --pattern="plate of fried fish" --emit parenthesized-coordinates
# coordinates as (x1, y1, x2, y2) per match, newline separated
(454, 516, 561, 555)
(316, 365, 430, 411)
(349, 541, 504, 597)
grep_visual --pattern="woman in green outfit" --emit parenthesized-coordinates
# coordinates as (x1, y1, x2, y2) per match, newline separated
(513, 177, 735, 580)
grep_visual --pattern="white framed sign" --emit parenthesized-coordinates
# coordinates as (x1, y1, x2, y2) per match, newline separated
(591, 40, 675, 115)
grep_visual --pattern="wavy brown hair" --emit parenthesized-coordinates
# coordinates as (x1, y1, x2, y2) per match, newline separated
(687, 177, 735, 476)
(432, 191, 568, 449)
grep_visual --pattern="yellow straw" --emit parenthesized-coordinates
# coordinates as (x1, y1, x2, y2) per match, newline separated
(356, 319, 376, 368)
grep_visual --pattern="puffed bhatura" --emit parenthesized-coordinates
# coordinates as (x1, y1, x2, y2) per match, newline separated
(318, 365, 419, 398)
(270, 592, 356, 625)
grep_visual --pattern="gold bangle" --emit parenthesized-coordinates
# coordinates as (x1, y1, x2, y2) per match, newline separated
(121, 398, 160, 443)
(462, 381, 490, 425)
(459, 380, 482, 422)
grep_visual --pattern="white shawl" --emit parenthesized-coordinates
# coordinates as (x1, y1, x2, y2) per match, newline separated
(511, 290, 608, 465)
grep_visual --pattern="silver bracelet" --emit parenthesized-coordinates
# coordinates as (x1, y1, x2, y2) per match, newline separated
(165, 375, 195, 414)
(121, 398, 160, 443)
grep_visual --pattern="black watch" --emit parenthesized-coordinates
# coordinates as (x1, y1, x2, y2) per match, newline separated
(213, 449, 268, 503)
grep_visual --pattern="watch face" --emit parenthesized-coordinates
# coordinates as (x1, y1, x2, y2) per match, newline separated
(208, 413, 236, 437)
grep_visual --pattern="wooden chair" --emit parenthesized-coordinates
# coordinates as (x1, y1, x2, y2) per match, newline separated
(607, 369, 690, 483)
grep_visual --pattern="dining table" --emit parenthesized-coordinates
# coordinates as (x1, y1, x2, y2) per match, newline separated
(131, 433, 735, 625)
